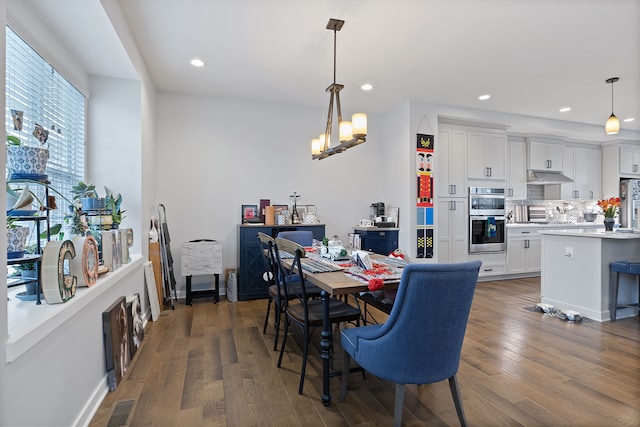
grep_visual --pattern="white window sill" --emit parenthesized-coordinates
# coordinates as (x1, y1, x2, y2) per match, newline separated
(5, 254, 144, 363)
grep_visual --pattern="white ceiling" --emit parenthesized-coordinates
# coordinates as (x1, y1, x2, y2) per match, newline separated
(23, 0, 640, 139)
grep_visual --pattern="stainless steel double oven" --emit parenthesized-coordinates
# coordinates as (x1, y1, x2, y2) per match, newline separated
(468, 187, 506, 253)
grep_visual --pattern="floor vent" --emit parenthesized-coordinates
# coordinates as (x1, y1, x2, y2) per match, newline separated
(107, 399, 136, 427)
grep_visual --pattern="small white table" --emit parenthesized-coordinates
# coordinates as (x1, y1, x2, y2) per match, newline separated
(181, 239, 223, 304)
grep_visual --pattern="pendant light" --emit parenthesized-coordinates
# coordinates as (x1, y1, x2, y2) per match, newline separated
(311, 18, 367, 160)
(605, 77, 620, 135)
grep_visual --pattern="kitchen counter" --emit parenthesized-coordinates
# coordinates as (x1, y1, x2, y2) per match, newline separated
(507, 222, 602, 229)
(540, 230, 640, 321)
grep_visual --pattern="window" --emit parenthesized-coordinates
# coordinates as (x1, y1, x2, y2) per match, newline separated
(5, 25, 86, 230)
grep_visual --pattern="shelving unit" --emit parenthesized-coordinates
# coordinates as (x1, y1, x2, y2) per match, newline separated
(6, 180, 51, 305)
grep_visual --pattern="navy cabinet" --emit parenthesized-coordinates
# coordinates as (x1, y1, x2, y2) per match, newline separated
(237, 224, 325, 300)
(354, 227, 399, 255)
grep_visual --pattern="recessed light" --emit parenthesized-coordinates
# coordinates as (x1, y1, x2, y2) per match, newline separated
(361, 83, 373, 91)
(478, 94, 490, 101)
(559, 107, 571, 112)
(190, 58, 205, 67)
(623, 118, 635, 122)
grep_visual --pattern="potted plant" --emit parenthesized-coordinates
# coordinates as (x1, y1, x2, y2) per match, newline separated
(6, 217, 30, 259)
(105, 187, 125, 229)
(597, 197, 621, 231)
(6, 121, 50, 180)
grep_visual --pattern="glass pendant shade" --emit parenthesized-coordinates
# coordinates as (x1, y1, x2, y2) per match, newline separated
(311, 138, 321, 155)
(319, 133, 330, 149)
(339, 121, 353, 142)
(606, 113, 620, 135)
(352, 113, 367, 137)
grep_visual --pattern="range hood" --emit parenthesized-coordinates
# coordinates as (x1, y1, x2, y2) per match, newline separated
(527, 170, 573, 184)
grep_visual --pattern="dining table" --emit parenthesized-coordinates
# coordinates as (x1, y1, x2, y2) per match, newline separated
(282, 252, 404, 406)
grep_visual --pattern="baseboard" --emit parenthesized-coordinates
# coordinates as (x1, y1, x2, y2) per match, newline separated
(74, 375, 109, 427)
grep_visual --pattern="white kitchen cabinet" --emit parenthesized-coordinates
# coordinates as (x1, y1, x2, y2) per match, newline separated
(620, 147, 640, 176)
(507, 228, 542, 274)
(467, 131, 506, 181)
(507, 138, 527, 199)
(468, 252, 507, 277)
(529, 140, 564, 171)
(436, 127, 467, 197)
(436, 198, 468, 263)
(562, 146, 602, 200)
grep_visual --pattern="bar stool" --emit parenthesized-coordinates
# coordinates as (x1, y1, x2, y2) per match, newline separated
(609, 260, 640, 321)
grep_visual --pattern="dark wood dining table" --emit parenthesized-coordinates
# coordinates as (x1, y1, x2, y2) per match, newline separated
(282, 254, 401, 406)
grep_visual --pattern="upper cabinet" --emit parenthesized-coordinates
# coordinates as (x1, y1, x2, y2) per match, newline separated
(506, 138, 527, 199)
(528, 139, 564, 171)
(619, 147, 640, 176)
(562, 146, 602, 200)
(436, 127, 467, 197)
(467, 131, 507, 181)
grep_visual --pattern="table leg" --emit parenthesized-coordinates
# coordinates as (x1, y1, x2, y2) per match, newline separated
(214, 273, 219, 303)
(320, 289, 332, 406)
(186, 275, 192, 306)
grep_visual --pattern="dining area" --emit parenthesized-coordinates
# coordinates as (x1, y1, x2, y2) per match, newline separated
(257, 230, 482, 426)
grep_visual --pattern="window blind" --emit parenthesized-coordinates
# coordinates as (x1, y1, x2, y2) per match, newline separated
(6, 25, 85, 229)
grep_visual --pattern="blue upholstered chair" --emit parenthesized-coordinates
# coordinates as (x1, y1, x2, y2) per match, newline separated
(340, 260, 482, 427)
(276, 230, 314, 247)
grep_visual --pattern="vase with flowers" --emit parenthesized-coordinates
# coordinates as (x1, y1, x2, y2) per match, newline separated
(597, 197, 621, 231)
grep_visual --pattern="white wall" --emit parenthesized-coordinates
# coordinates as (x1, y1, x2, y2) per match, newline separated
(155, 93, 386, 292)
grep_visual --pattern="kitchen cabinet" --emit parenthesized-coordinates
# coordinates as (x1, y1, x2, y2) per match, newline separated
(237, 224, 325, 300)
(467, 131, 506, 181)
(619, 147, 640, 176)
(353, 228, 398, 255)
(436, 199, 467, 263)
(436, 127, 467, 197)
(507, 138, 527, 199)
(507, 228, 542, 274)
(469, 252, 507, 277)
(528, 139, 564, 171)
(562, 146, 602, 200)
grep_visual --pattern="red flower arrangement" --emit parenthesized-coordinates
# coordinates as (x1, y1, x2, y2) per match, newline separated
(368, 278, 384, 291)
(597, 197, 621, 218)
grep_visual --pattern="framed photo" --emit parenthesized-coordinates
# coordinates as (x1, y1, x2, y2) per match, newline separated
(272, 204, 288, 215)
(296, 205, 307, 222)
(241, 204, 258, 223)
(126, 293, 144, 360)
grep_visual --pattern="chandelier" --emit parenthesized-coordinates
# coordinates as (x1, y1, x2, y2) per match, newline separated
(311, 18, 367, 160)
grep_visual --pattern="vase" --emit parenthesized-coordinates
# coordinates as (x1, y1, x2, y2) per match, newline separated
(604, 217, 615, 231)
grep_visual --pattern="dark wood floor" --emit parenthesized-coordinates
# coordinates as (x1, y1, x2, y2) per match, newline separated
(90, 277, 640, 426)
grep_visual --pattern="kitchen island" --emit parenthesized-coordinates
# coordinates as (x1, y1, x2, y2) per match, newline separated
(540, 229, 640, 321)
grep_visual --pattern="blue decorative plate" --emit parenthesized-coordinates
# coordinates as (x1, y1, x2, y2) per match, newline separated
(10, 173, 48, 181)
(7, 209, 38, 217)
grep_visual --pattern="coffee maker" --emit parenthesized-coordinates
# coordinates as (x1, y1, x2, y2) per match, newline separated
(370, 202, 395, 227)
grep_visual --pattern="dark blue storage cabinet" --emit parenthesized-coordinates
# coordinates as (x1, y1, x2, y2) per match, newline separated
(237, 224, 325, 300)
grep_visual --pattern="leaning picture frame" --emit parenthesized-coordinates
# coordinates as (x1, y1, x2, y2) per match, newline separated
(241, 204, 259, 223)
(272, 204, 288, 215)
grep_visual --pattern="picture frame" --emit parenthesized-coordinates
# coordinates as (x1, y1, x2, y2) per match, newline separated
(295, 205, 307, 222)
(241, 204, 259, 223)
(103, 296, 129, 391)
(272, 204, 288, 215)
(144, 261, 161, 321)
(126, 293, 144, 360)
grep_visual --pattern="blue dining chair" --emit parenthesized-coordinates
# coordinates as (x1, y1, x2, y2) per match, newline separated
(340, 260, 482, 427)
(276, 230, 314, 247)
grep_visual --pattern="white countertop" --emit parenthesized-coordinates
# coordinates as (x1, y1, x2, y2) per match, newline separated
(507, 222, 602, 229)
(539, 229, 640, 239)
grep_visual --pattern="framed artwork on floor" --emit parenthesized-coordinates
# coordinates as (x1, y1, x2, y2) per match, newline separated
(126, 293, 144, 360)
(103, 296, 130, 391)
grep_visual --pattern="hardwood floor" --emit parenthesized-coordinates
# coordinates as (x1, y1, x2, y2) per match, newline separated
(89, 277, 640, 426)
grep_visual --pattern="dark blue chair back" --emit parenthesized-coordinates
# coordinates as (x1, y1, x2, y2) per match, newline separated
(276, 230, 314, 247)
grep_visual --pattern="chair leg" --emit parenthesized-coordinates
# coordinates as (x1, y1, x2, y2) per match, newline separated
(340, 350, 350, 402)
(273, 300, 281, 351)
(610, 271, 620, 321)
(393, 383, 405, 427)
(448, 375, 468, 427)
(277, 318, 290, 368)
(298, 326, 310, 394)
(262, 296, 272, 334)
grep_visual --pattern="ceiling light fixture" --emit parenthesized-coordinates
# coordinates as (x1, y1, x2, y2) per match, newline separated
(559, 107, 571, 112)
(478, 94, 490, 101)
(311, 18, 367, 160)
(190, 58, 205, 67)
(605, 77, 620, 135)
